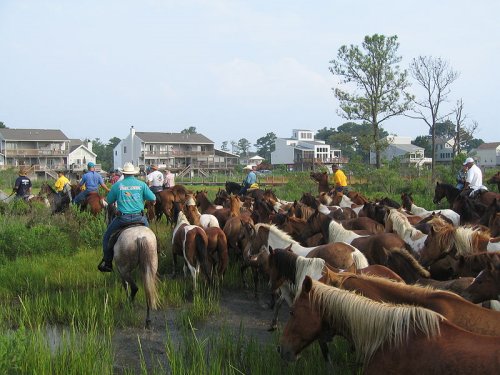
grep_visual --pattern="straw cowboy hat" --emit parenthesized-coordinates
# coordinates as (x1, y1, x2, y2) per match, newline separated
(122, 162, 138, 175)
(243, 165, 255, 171)
(150, 164, 158, 170)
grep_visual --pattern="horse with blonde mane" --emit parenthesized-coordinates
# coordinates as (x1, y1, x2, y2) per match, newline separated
(279, 277, 500, 374)
(323, 269, 500, 336)
(385, 209, 428, 255)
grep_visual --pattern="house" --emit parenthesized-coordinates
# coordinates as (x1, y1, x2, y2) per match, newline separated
(474, 142, 500, 168)
(370, 136, 431, 167)
(68, 139, 98, 172)
(434, 137, 455, 163)
(0, 128, 70, 176)
(270, 129, 344, 170)
(113, 127, 239, 175)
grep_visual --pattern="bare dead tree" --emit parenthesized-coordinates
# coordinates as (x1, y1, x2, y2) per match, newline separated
(453, 99, 466, 156)
(408, 56, 459, 178)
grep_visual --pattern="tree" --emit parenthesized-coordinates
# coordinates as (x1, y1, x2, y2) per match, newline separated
(433, 120, 455, 140)
(220, 141, 229, 152)
(237, 138, 251, 156)
(315, 127, 336, 142)
(254, 132, 276, 161)
(92, 137, 121, 172)
(0, 121, 7, 128)
(181, 126, 197, 134)
(329, 34, 412, 168)
(409, 56, 459, 178)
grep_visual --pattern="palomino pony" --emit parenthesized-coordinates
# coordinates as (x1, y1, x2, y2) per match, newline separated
(433, 182, 461, 208)
(105, 205, 159, 329)
(279, 277, 500, 374)
(171, 206, 212, 290)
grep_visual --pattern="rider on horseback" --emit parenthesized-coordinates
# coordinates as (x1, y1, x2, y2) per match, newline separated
(460, 157, 487, 198)
(98, 162, 156, 272)
(12, 167, 32, 201)
(54, 170, 72, 202)
(239, 165, 258, 196)
(331, 164, 349, 195)
(147, 164, 164, 215)
(73, 162, 110, 205)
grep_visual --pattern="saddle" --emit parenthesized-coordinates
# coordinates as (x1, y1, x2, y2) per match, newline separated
(107, 222, 145, 251)
(469, 187, 488, 199)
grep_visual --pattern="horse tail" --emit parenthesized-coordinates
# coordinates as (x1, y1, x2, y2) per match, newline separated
(195, 232, 212, 283)
(216, 231, 229, 277)
(385, 247, 430, 283)
(138, 236, 159, 310)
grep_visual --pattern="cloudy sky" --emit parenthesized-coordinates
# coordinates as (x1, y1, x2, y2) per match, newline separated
(1, 0, 498, 149)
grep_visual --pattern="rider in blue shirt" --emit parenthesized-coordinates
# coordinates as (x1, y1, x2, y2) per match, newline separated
(239, 165, 257, 196)
(98, 162, 156, 272)
(73, 162, 110, 205)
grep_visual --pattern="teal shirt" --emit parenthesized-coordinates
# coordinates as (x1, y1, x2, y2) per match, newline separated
(106, 176, 156, 214)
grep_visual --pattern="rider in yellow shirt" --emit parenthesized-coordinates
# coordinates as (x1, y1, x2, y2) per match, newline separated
(332, 164, 348, 195)
(54, 170, 72, 201)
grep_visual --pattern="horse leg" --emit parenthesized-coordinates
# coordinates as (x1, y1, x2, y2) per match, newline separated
(120, 273, 139, 302)
(268, 294, 284, 331)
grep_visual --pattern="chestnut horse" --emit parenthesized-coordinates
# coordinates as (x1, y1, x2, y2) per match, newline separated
(279, 277, 500, 374)
(324, 270, 500, 336)
(195, 190, 231, 228)
(461, 260, 500, 303)
(171, 209, 212, 290)
(309, 171, 330, 194)
(204, 226, 229, 280)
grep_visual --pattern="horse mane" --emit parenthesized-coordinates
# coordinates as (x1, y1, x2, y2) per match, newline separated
(430, 220, 455, 253)
(388, 209, 426, 241)
(309, 280, 442, 364)
(172, 211, 191, 241)
(454, 227, 490, 256)
(256, 223, 300, 246)
(185, 195, 196, 206)
(292, 256, 325, 300)
(328, 220, 359, 243)
(387, 248, 431, 278)
(348, 244, 370, 269)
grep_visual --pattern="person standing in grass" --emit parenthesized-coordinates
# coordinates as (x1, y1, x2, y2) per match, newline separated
(99, 162, 156, 272)
(13, 167, 32, 200)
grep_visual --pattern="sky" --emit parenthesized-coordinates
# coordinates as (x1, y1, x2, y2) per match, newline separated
(1, 0, 499, 151)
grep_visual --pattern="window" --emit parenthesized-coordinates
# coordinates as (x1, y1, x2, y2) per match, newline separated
(124, 146, 127, 154)
(115, 151, 117, 156)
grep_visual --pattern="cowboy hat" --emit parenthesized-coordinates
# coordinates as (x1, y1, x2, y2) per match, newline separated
(243, 165, 255, 171)
(150, 164, 158, 170)
(463, 157, 474, 165)
(122, 162, 138, 175)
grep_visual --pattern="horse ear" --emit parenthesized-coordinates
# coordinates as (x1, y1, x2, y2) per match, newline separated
(436, 181, 439, 186)
(269, 246, 274, 255)
(302, 276, 313, 293)
(286, 244, 293, 252)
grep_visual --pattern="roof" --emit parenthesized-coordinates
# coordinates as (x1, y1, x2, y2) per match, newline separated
(249, 155, 265, 160)
(68, 139, 96, 156)
(477, 142, 500, 150)
(390, 144, 424, 152)
(135, 132, 213, 144)
(0, 128, 69, 141)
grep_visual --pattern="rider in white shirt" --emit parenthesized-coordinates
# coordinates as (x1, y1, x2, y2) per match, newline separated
(146, 165, 164, 193)
(462, 157, 487, 196)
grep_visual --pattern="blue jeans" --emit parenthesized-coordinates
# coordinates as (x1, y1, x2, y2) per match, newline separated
(102, 214, 149, 262)
(73, 190, 95, 205)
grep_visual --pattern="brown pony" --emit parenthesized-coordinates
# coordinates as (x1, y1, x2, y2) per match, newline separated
(310, 171, 330, 193)
(171, 209, 212, 289)
(204, 226, 229, 280)
(85, 191, 107, 216)
(429, 252, 500, 279)
(324, 270, 500, 336)
(195, 190, 232, 228)
(461, 259, 500, 303)
(279, 277, 500, 373)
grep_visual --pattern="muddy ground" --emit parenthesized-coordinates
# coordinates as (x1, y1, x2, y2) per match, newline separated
(112, 288, 288, 374)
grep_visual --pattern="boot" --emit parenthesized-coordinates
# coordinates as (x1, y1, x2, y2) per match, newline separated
(97, 259, 113, 272)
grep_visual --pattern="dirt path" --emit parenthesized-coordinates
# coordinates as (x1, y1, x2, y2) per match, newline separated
(112, 289, 288, 373)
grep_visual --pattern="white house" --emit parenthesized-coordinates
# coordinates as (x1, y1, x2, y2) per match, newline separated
(68, 139, 98, 172)
(370, 136, 431, 167)
(474, 142, 500, 168)
(271, 129, 343, 169)
(434, 137, 455, 163)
